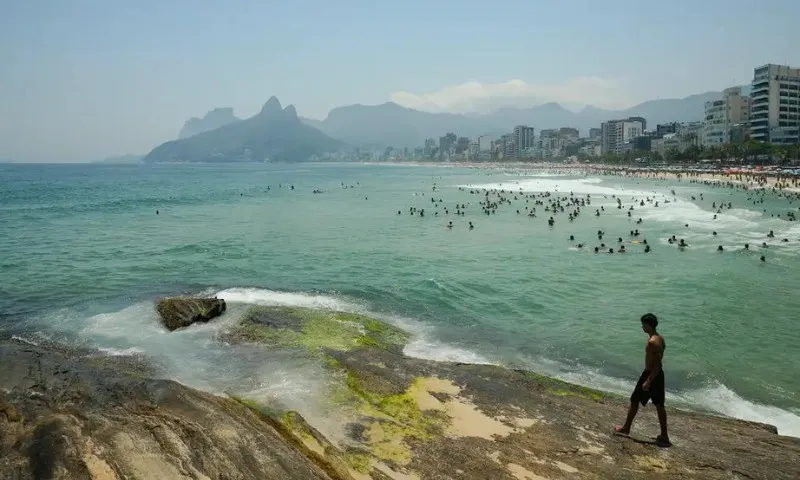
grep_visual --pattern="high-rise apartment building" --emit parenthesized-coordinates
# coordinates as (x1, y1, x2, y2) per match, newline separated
(513, 126, 535, 157)
(702, 86, 750, 147)
(750, 64, 800, 144)
(601, 118, 644, 154)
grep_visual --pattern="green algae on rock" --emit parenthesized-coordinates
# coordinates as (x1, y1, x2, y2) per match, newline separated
(223, 306, 409, 353)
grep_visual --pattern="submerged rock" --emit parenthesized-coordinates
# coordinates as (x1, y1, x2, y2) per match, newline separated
(0, 337, 338, 480)
(156, 296, 226, 331)
(222, 306, 409, 353)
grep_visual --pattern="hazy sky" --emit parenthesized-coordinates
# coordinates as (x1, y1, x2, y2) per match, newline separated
(2, 0, 799, 162)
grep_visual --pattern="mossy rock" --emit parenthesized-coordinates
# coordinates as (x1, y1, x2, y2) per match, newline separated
(225, 306, 410, 354)
(515, 369, 609, 401)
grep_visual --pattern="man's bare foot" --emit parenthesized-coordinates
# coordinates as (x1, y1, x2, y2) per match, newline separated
(655, 435, 671, 446)
(614, 425, 630, 435)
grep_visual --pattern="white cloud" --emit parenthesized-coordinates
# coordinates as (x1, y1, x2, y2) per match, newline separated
(390, 77, 635, 113)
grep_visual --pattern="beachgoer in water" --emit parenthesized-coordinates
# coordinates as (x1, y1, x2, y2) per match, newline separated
(717, 245, 724, 252)
(644, 245, 651, 253)
(760, 255, 766, 262)
(615, 313, 669, 445)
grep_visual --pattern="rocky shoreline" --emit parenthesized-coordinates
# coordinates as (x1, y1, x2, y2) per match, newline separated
(2, 301, 799, 479)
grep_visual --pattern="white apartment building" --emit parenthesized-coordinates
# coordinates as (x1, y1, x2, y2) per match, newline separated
(702, 87, 750, 147)
(513, 125, 536, 156)
(601, 118, 644, 154)
(750, 64, 800, 144)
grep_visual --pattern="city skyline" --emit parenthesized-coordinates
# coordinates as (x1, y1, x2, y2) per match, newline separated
(3, 0, 800, 162)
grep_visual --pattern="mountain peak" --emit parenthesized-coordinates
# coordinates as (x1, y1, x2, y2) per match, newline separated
(179, 107, 240, 139)
(260, 96, 283, 116)
(283, 104, 298, 119)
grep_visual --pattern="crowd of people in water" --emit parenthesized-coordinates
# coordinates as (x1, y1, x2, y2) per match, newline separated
(392, 167, 800, 263)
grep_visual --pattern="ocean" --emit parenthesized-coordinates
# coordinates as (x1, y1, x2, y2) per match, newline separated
(1, 162, 799, 437)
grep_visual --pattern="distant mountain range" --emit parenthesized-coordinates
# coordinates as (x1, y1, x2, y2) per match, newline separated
(296, 91, 725, 148)
(143, 97, 342, 163)
(151, 88, 730, 162)
(178, 107, 240, 139)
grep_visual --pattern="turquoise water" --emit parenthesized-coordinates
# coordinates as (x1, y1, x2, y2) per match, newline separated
(1, 162, 799, 436)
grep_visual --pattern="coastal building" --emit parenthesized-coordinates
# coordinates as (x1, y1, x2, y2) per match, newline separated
(559, 127, 580, 145)
(589, 128, 601, 140)
(513, 126, 536, 157)
(502, 133, 516, 158)
(656, 123, 678, 138)
(627, 117, 647, 131)
(601, 117, 644, 155)
(423, 138, 437, 158)
(750, 64, 800, 144)
(455, 136, 470, 154)
(578, 139, 601, 157)
(539, 129, 560, 157)
(702, 87, 750, 147)
(478, 135, 492, 152)
(468, 140, 480, 157)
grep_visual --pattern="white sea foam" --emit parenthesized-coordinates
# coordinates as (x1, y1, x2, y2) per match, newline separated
(10, 334, 39, 346)
(215, 287, 358, 311)
(461, 177, 655, 198)
(96, 346, 145, 356)
(403, 335, 495, 365)
(673, 382, 800, 437)
(517, 354, 800, 438)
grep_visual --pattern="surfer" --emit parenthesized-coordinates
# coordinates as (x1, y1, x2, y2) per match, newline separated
(615, 313, 669, 446)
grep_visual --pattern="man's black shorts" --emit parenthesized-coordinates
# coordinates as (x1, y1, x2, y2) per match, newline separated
(630, 370, 665, 406)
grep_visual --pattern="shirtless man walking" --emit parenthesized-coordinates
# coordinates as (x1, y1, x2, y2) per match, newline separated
(615, 313, 670, 445)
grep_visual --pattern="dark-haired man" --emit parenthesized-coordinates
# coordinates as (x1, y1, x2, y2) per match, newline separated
(615, 313, 670, 445)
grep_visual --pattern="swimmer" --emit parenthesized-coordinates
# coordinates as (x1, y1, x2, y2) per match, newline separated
(717, 245, 724, 252)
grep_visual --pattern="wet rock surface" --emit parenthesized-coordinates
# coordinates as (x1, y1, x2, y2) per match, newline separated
(156, 296, 226, 331)
(0, 336, 336, 480)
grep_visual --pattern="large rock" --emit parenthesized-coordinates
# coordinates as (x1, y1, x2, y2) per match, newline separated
(289, 345, 800, 480)
(0, 337, 339, 480)
(221, 306, 409, 354)
(225, 307, 800, 480)
(156, 296, 226, 331)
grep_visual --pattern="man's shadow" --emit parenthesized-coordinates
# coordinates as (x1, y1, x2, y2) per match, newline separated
(614, 432, 672, 448)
